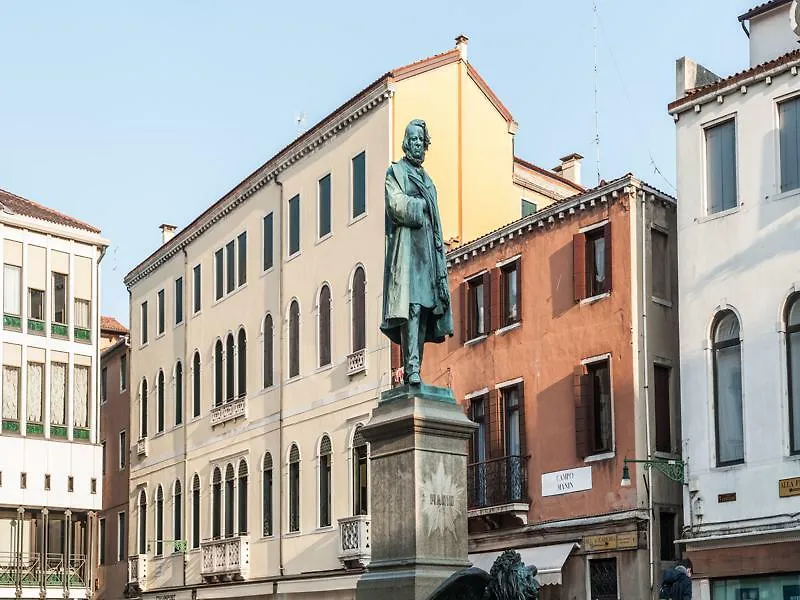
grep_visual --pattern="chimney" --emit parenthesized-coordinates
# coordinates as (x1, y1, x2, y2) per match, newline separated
(553, 153, 583, 186)
(455, 34, 469, 62)
(160, 224, 177, 245)
(675, 56, 720, 98)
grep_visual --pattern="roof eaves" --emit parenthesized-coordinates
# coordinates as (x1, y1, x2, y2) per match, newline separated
(0, 188, 102, 234)
(390, 48, 460, 81)
(738, 0, 791, 21)
(514, 156, 585, 192)
(465, 63, 514, 124)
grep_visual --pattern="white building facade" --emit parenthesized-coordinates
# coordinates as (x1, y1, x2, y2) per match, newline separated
(670, 1, 800, 597)
(0, 188, 108, 599)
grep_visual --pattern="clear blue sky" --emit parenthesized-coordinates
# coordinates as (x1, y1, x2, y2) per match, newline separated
(0, 1, 755, 324)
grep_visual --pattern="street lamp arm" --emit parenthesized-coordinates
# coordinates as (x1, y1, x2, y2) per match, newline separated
(623, 457, 685, 483)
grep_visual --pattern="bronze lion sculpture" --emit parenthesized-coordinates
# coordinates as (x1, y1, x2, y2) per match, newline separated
(426, 550, 541, 600)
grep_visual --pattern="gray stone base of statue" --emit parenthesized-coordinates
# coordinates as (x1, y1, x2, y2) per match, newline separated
(356, 384, 477, 600)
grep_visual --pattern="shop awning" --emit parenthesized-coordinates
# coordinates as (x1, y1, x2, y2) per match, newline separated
(469, 542, 579, 586)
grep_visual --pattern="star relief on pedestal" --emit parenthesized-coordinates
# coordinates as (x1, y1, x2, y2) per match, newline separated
(421, 458, 464, 538)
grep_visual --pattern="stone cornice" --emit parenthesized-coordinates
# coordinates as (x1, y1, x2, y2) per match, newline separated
(124, 81, 394, 289)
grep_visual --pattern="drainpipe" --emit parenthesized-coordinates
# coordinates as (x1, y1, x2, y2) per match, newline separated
(182, 247, 189, 587)
(275, 176, 285, 578)
(639, 189, 655, 594)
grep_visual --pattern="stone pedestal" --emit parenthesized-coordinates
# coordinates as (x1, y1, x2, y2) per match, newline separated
(356, 384, 477, 600)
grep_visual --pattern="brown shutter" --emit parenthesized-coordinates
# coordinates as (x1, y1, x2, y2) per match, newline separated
(483, 271, 493, 334)
(460, 282, 468, 342)
(488, 389, 503, 459)
(517, 383, 526, 457)
(515, 259, 523, 322)
(604, 222, 613, 294)
(574, 366, 594, 459)
(490, 268, 501, 331)
(573, 233, 587, 302)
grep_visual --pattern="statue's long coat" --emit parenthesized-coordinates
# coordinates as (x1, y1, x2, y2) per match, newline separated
(380, 158, 453, 345)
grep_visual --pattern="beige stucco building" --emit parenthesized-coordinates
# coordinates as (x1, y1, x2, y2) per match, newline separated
(122, 37, 580, 600)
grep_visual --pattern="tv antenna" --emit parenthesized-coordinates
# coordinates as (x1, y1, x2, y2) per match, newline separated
(295, 111, 307, 135)
(592, 0, 601, 185)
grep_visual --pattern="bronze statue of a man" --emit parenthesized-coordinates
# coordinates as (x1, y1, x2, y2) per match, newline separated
(380, 119, 453, 385)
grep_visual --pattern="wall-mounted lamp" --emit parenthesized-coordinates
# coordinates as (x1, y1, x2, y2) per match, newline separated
(620, 457, 685, 487)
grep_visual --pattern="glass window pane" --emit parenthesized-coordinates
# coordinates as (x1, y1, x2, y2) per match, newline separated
(215, 249, 224, 300)
(706, 120, 738, 214)
(225, 240, 235, 294)
(193, 264, 201, 313)
(289, 195, 300, 255)
(714, 312, 740, 343)
(791, 330, 800, 453)
(175, 277, 184, 324)
(352, 152, 366, 218)
(237, 232, 247, 287)
(52, 273, 67, 324)
(319, 175, 331, 238)
(3, 265, 21, 316)
(780, 97, 800, 192)
(157, 289, 165, 334)
(263, 213, 274, 271)
(716, 344, 744, 464)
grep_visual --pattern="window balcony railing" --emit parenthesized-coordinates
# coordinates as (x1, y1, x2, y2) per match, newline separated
(0, 552, 88, 590)
(347, 348, 367, 376)
(127, 553, 147, 591)
(74, 327, 91, 342)
(51, 323, 68, 337)
(27, 318, 45, 335)
(210, 396, 247, 427)
(200, 535, 249, 582)
(338, 515, 370, 568)
(3, 314, 21, 330)
(136, 437, 148, 457)
(467, 455, 530, 512)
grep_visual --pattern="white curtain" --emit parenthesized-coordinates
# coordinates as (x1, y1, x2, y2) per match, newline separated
(50, 363, 66, 425)
(2, 366, 20, 420)
(27, 363, 43, 423)
(3, 265, 21, 315)
(73, 366, 89, 428)
(74, 299, 90, 329)
(716, 345, 744, 463)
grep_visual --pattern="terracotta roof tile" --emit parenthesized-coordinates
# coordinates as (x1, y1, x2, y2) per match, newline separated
(738, 0, 791, 21)
(0, 188, 101, 234)
(668, 49, 800, 112)
(514, 156, 585, 192)
(101, 315, 128, 334)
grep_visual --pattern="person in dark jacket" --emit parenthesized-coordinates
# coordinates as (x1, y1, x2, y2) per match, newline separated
(661, 558, 693, 600)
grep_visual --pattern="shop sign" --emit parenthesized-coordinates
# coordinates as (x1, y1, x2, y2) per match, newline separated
(584, 531, 639, 553)
(779, 476, 800, 498)
(541, 466, 592, 497)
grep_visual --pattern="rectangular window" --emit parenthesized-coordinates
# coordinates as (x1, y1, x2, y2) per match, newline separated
(91, 478, 97, 494)
(289, 194, 300, 256)
(263, 213, 274, 271)
(28, 289, 44, 321)
(157, 289, 165, 335)
(101, 440, 107, 476)
(589, 557, 618, 600)
(573, 224, 612, 302)
(214, 249, 224, 300)
(466, 274, 490, 340)
(352, 151, 366, 218)
(225, 240, 236, 294)
(3, 265, 21, 316)
(319, 174, 332, 238)
(2, 365, 20, 425)
(192, 264, 201, 314)
(712, 574, 800, 598)
(120, 353, 128, 392)
(175, 277, 184, 325)
(237, 232, 247, 286)
(780, 96, 800, 192)
(521, 198, 537, 217)
(26, 362, 44, 427)
(706, 119, 738, 214)
(101, 367, 108, 404)
(140, 302, 148, 345)
(119, 431, 127, 470)
(74, 299, 90, 329)
(588, 360, 612, 454)
(501, 260, 520, 327)
(67, 476, 74, 492)
(52, 272, 67, 324)
(44, 474, 50, 490)
(586, 227, 609, 297)
(99, 518, 106, 565)
(659, 511, 677, 561)
(50, 363, 66, 427)
(117, 512, 127, 562)
(651, 228, 670, 301)
(20, 472, 27, 489)
(654, 364, 672, 453)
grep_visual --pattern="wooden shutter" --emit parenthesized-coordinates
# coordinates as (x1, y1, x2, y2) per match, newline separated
(515, 260, 523, 322)
(574, 366, 595, 459)
(517, 383, 527, 457)
(490, 267, 501, 331)
(459, 282, 468, 343)
(573, 233, 587, 302)
(604, 223, 613, 293)
(483, 271, 492, 334)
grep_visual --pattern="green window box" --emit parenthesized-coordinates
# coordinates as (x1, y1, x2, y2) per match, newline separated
(75, 327, 91, 341)
(51, 323, 69, 337)
(74, 427, 90, 440)
(26, 422, 44, 435)
(3, 314, 21, 329)
(27, 319, 45, 334)
(2, 419, 20, 433)
(51, 425, 68, 439)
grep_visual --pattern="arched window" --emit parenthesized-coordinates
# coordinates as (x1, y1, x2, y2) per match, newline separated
(192, 352, 201, 418)
(137, 489, 147, 554)
(155, 485, 164, 556)
(319, 435, 332, 527)
(238, 460, 248, 534)
(214, 340, 223, 407)
(173, 479, 182, 547)
(140, 378, 148, 438)
(263, 315, 274, 388)
(225, 463, 235, 537)
(352, 266, 366, 352)
(156, 370, 165, 433)
(319, 285, 332, 367)
(262, 452, 273, 537)
(288, 444, 300, 532)
(191, 474, 201, 549)
(787, 294, 800, 454)
(289, 301, 300, 378)
(175, 361, 183, 426)
(712, 310, 744, 465)
(237, 329, 247, 398)
(352, 425, 368, 515)
(212, 467, 222, 539)
(226, 334, 235, 402)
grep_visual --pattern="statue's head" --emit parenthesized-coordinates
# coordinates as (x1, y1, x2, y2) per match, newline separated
(402, 119, 431, 166)
(483, 550, 540, 600)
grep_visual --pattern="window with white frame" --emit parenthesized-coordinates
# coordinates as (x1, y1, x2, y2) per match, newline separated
(157, 289, 165, 335)
(3, 264, 21, 317)
(705, 118, 738, 214)
(175, 276, 184, 325)
(193, 264, 201, 314)
(319, 435, 332, 527)
(352, 151, 366, 218)
(787, 293, 800, 455)
(779, 95, 800, 193)
(288, 444, 300, 532)
(262, 452, 273, 536)
(712, 310, 744, 465)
